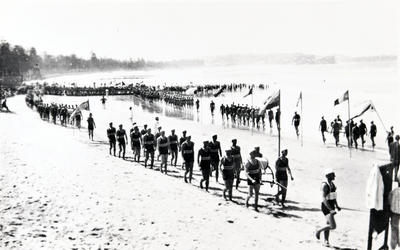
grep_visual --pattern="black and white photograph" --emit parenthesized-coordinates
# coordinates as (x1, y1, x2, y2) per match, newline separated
(0, 0, 399, 249)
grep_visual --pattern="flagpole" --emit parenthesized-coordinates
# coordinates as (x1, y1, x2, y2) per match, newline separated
(300, 92, 303, 147)
(278, 89, 281, 158)
(251, 90, 254, 136)
(347, 91, 352, 158)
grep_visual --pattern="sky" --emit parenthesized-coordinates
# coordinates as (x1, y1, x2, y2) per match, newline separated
(0, 0, 399, 60)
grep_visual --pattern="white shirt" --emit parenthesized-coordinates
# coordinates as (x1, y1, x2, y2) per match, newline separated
(366, 165, 384, 210)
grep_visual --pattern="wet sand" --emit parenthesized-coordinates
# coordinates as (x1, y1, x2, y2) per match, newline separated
(0, 95, 393, 249)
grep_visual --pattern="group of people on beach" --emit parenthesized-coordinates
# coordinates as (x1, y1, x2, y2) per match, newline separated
(320, 115, 391, 150)
(104, 118, 294, 211)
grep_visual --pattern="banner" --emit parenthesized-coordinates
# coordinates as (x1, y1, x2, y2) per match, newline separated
(213, 86, 226, 97)
(296, 91, 302, 107)
(259, 91, 280, 115)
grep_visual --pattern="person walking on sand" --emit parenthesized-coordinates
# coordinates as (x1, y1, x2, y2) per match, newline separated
(117, 124, 128, 160)
(387, 127, 395, 152)
(196, 99, 200, 112)
(245, 151, 263, 212)
(198, 141, 211, 192)
(275, 108, 281, 130)
(157, 131, 169, 174)
(231, 139, 243, 189)
(370, 121, 377, 148)
(319, 116, 327, 143)
(275, 149, 294, 207)
(352, 122, 360, 149)
(268, 109, 274, 128)
(210, 135, 222, 182)
(107, 122, 117, 156)
(210, 100, 215, 115)
(130, 126, 142, 162)
(143, 129, 155, 169)
(292, 111, 301, 138)
(390, 135, 400, 183)
(179, 130, 188, 169)
(182, 136, 195, 183)
(316, 169, 341, 247)
(332, 119, 341, 147)
(220, 149, 235, 201)
(168, 129, 178, 166)
(87, 113, 96, 141)
(359, 120, 367, 148)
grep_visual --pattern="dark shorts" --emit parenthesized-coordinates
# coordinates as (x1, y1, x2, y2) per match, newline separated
(118, 139, 125, 145)
(201, 168, 211, 180)
(321, 202, 333, 216)
(247, 175, 261, 186)
(222, 170, 234, 180)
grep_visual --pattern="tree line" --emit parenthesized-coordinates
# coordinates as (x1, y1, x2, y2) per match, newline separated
(0, 41, 203, 79)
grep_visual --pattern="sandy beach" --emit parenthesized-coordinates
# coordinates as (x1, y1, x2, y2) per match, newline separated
(0, 94, 394, 250)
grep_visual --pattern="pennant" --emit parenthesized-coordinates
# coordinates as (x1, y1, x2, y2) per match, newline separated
(213, 86, 226, 97)
(296, 91, 302, 107)
(78, 100, 90, 111)
(259, 91, 280, 115)
(243, 87, 253, 98)
(351, 101, 374, 120)
(334, 90, 349, 106)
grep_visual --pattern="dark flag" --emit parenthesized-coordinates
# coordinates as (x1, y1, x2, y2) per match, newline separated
(259, 91, 280, 115)
(334, 90, 349, 106)
(213, 86, 226, 97)
(351, 102, 374, 120)
(243, 87, 253, 98)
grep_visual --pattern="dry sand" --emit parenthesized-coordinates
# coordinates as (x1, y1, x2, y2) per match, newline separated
(0, 96, 393, 249)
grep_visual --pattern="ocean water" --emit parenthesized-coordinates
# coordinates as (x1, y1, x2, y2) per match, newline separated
(39, 62, 399, 147)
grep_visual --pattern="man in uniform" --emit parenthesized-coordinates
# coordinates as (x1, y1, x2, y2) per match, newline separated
(143, 129, 155, 169)
(231, 139, 243, 189)
(198, 141, 211, 191)
(116, 124, 128, 159)
(220, 150, 235, 201)
(359, 120, 367, 147)
(370, 121, 377, 148)
(87, 113, 96, 141)
(319, 116, 327, 143)
(179, 130, 188, 169)
(130, 126, 142, 162)
(209, 135, 222, 182)
(275, 149, 294, 207)
(107, 122, 117, 156)
(292, 112, 301, 138)
(157, 131, 169, 174)
(168, 129, 179, 166)
(181, 136, 195, 183)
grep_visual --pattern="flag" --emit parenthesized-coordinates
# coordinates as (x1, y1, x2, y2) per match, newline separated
(334, 90, 349, 106)
(78, 100, 90, 111)
(351, 101, 374, 120)
(243, 87, 253, 98)
(296, 91, 302, 107)
(259, 91, 280, 115)
(185, 87, 198, 95)
(213, 86, 226, 97)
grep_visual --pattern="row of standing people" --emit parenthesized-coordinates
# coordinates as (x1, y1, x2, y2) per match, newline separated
(106, 122, 294, 211)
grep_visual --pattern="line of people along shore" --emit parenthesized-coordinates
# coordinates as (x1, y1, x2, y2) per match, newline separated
(27, 99, 295, 212)
(25, 96, 400, 248)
